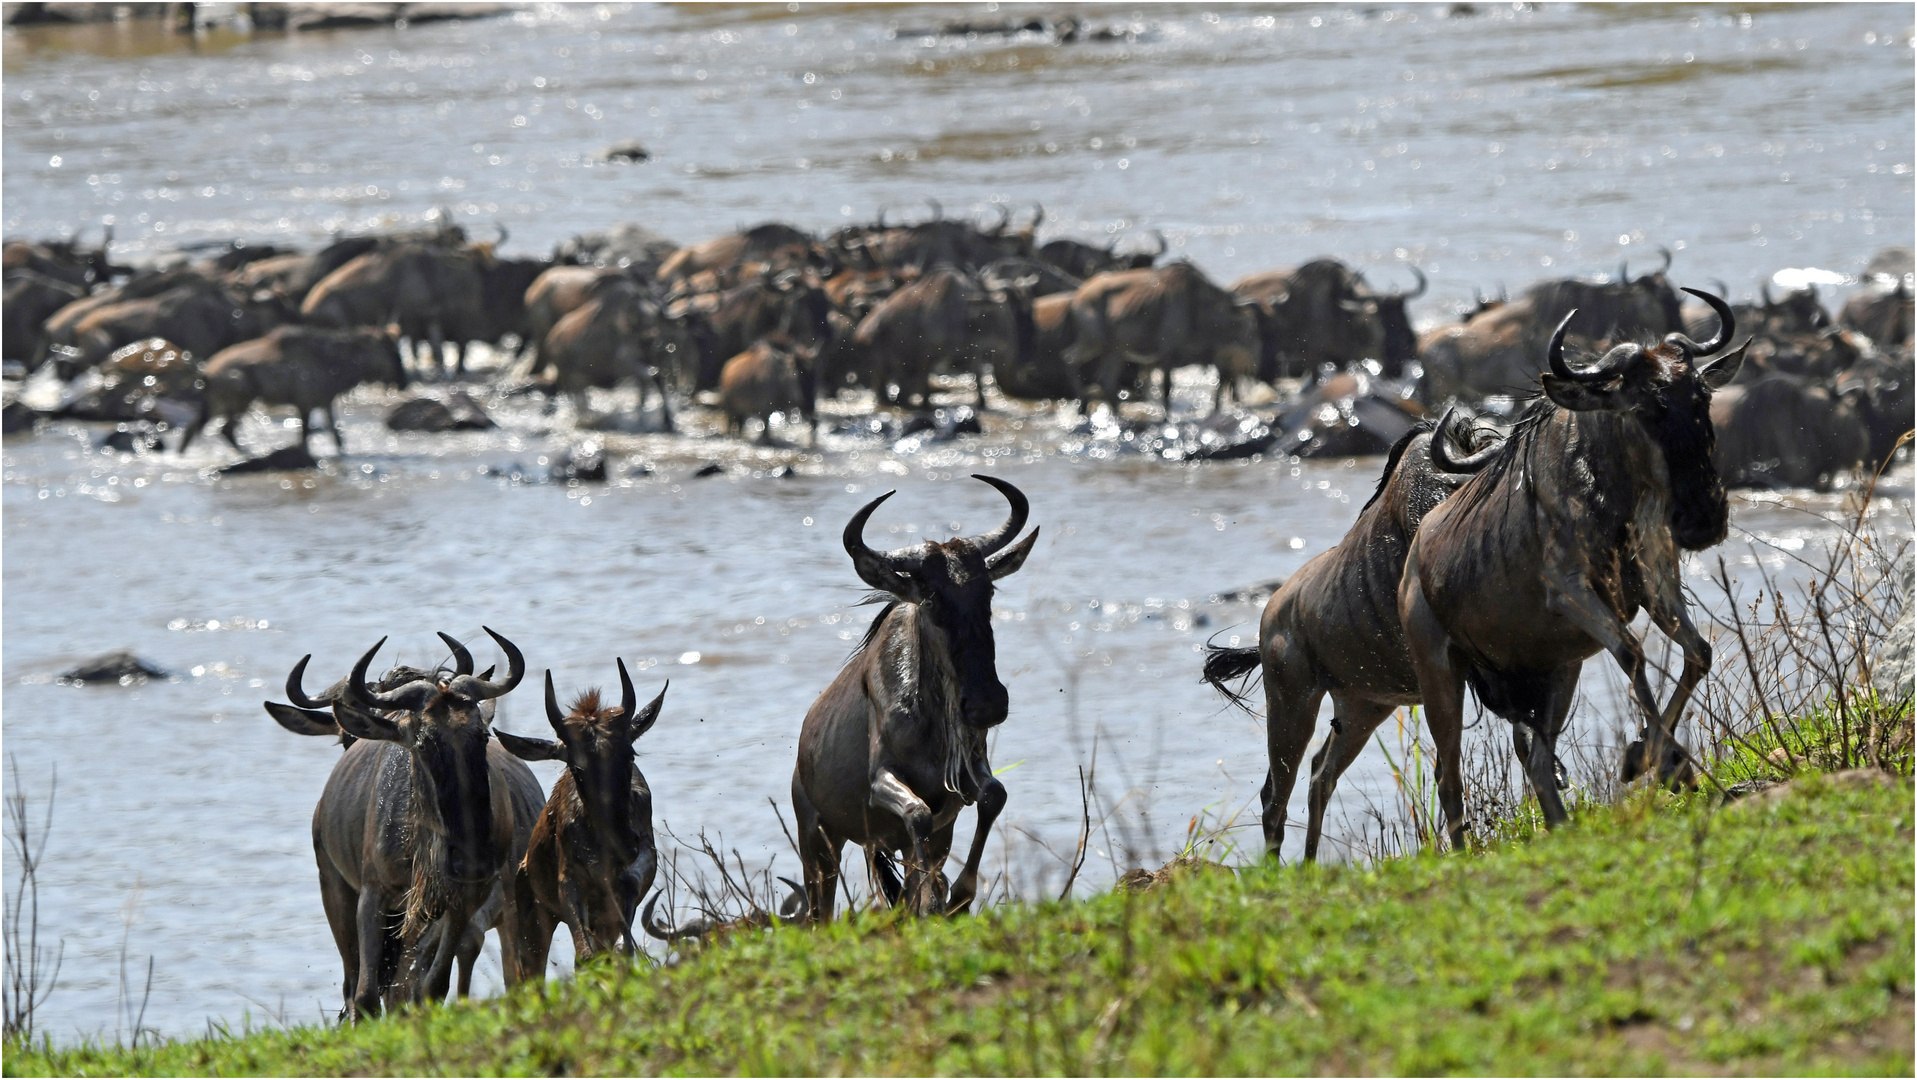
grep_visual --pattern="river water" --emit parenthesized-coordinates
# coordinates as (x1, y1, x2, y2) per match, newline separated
(3, 1, 1912, 1043)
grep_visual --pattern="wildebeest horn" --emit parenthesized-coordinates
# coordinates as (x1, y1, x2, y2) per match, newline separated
(285, 654, 333, 709)
(641, 891, 705, 942)
(1657, 246, 1673, 275)
(438, 632, 474, 676)
(777, 876, 808, 920)
(1028, 202, 1045, 232)
(1618, 259, 1629, 283)
(876, 206, 889, 229)
(925, 198, 942, 221)
(844, 490, 922, 593)
(627, 670, 666, 740)
(1397, 264, 1427, 299)
(446, 626, 525, 700)
(1149, 229, 1167, 257)
(1547, 310, 1633, 384)
(347, 636, 421, 710)
(1666, 287, 1735, 357)
(1429, 406, 1501, 473)
(494, 222, 509, 246)
(966, 474, 1030, 557)
(984, 203, 1009, 236)
(544, 669, 566, 730)
(616, 658, 638, 725)
(1759, 281, 1774, 308)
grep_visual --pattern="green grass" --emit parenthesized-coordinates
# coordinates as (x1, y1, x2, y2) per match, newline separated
(8, 767, 1910, 1077)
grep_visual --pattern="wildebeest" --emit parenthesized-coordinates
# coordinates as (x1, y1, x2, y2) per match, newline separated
(1065, 261, 1260, 415)
(656, 223, 827, 291)
(1710, 372, 1868, 491)
(3, 226, 119, 289)
(536, 280, 685, 430)
(51, 274, 284, 375)
(1234, 260, 1425, 380)
(1840, 275, 1913, 348)
(294, 630, 538, 1019)
(793, 475, 1039, 920)
(3, 269, 86, 362)
(494, 664, 666, 968)
(718, 338, 818, 444)
(854, 202, 1039, 277)
(692, 270, 836, 392)
(520, 265, 628, 367)
(181, 325, 408, 454)
(1398, 291, 1745, 849)
(1036, 228, 1164, 281)
(1418, 257, 1685, 403)
(990, 292, 1082, 402)
(1203, 408, 1501, 859)
(853, 267, 1034, 411)
(301, 236, 534, 373)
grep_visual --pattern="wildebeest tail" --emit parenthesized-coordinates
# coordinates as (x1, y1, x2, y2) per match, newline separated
(1202, 641, 1262, 713)
(871, 848, 904, 907)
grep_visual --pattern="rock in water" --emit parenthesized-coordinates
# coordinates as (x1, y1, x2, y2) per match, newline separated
(61, 650, 168, 684)
(386, 397, 457, 432)
(601, 140, 650, 163)
(219, 445, 319, 474)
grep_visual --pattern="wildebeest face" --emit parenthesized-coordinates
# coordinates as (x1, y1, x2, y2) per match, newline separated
(497, 664, 665, 865)
(335, 630, 527, 884)
(844, 476, 1040, 729)
(1540, 289, 1746, 550)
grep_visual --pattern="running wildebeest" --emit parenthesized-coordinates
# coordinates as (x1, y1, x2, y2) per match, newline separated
(298, 630, 538, 1020)
(1203, 408, 1502, 859)
(265, 640, 529, 1002)
(793, 475, 1039, 921)
(494, 663, 666, 969)
(1398, 291, 1746, 850)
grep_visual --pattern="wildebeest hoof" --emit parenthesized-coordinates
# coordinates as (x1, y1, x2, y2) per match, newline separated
(60, 650, 168, 685)
(219, 445, 318, 474)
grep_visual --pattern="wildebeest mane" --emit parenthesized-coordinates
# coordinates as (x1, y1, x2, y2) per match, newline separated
(847, 599, 901, 664)
(1446, 394, 1556, 517)
(570, 688, 604, 716)
(1359, 414, 1439, 513)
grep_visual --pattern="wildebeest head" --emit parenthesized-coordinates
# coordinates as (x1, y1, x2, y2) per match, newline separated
(332, 629, 526, 894)
(357, 326, 410, 392)
(1369, 265, 1426, 372)
(1758, 282, 1832, 335)
(843, 475, 1039, 729)
(496, 662, 665, 867)
(1540, 288, 1746, 550)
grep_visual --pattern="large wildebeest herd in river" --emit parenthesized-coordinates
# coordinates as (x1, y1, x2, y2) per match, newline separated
(2, 206, 1911, 487)
(3, 206, 1914, 1021)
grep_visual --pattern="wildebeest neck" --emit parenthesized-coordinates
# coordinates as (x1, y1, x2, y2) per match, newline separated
(406, 724, 498, 906)
(1652, 378, 1728, 549)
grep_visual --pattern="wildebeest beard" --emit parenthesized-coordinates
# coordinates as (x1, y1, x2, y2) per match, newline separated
(1652, 384, 1729, 550)
(400, 735, 491, 939)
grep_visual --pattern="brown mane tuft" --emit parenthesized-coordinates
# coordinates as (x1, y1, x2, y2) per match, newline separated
(569, 688, 605, 717)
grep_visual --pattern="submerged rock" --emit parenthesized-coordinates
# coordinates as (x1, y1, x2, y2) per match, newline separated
(220, 445, 319, 474)
(61, 650, 168, 685)
(600, 140, 651, 163)
(386, 391, 494, 432)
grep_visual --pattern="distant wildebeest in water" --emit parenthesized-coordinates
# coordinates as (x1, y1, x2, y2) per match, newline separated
(718, 338, 818, 444)
(1399, 291, 1745, 850)
(793, 475, 1039, 921)
(1066, 260, 1261, 416)
(1234, 259, 1425, 380)
(493, 662, 666, 969)
(1203, 407, 1502, 860)
(181, 325, 409, 455)
(287, 629, 539, 1020)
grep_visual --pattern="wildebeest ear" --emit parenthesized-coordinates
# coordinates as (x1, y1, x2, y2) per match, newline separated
(1540, 374, 1617, 413)
(986, 526, 1040, 581)
(494, 729, 566, 763)
(1698, 341, 1749, 390)
(332, 701, 404, 744)
(264, 701, 343, 739)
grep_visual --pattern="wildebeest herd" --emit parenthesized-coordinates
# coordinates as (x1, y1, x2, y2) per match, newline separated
(4, 208, 1910, 492)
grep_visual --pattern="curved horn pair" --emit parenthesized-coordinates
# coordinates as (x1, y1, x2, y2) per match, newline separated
(983, 203, 1010, 236)
(1546, 310, 1636, 384)
(543, 658, 642, 729)
(349, 628, 524, 709)
(843, 475, 1030, 589)
(1428, 405, 1501, 473)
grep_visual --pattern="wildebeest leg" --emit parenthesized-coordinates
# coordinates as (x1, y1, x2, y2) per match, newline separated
(326, 403, 346, 454)
(418, 908, 467, 1003)
(1303, 696, 1395, 861)
(869, 768, 940, 915)
(945, 777, 1006, 915)
(793, 776, 841, 923)
(1160, 360, 1175, 418)
(508, 868, 554, 984)
(221, 413, 245, 453)
(1258, 636, 1325, 860)
(299, 409, 317, 454)
(1540, 567, 1667, 769)
(1638, 592, 1710, 787)
(569, 389, 592, 425)
(453, 340, 467, 376)
(652, 370, 676, 433)
(428, 321, 447, 375)
(350, 887, 387, 1021)
(1400, 554, 1471, 852)
(971, 357, 989, 412)
(453, 919, 483, 998)
(317, 860, 360, 1020)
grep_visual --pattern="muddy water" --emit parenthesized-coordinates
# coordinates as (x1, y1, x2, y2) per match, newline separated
(3, 2, 1913, 1043)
